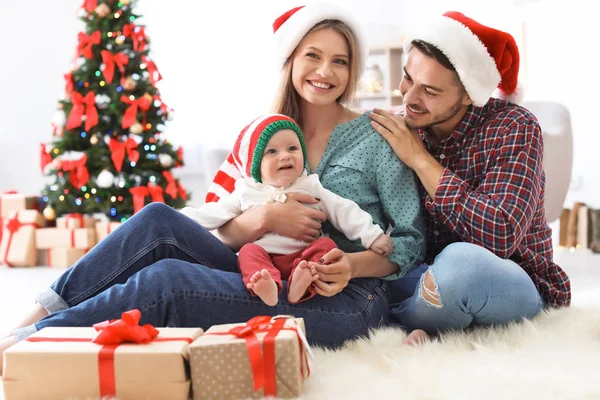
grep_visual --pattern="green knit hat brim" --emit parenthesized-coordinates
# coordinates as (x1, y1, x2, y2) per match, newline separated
(251, 120, 307, 183)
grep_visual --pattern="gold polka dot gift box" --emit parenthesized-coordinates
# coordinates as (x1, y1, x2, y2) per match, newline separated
(189, 316, 311, 399)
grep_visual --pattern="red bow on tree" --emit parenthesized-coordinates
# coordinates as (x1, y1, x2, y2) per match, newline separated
(40, 143, 52, 173)
(81, 0, 98, 13)
(123, 24, 147, 52)
(147, 183, 165, 203)
(163, 171, 187, 200)
(108, 138, 139, 173)
(66, 91, 98, 131)
(175, 147, 184, 167)
(60, 154, 90, 189)
(64, 72, 74, 94)
(142, 56, 162, 86)
(93, 309, 159, 346)
(101, 51, 129, 84)
(120, 95, 152, 129)
(77, 31, 101, 59)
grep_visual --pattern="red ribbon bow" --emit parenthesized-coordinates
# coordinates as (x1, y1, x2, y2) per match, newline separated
(2, 212, 42, 267)
(101, 51, 129, 84)
(129, 184, 166, 214)
(163, 171, 188, 200)
(141, 56, 162, 86)
(92, 309, 159, 345)
(60, 154, 90, 189)
(77, 31, 101, 59)
(40, 143, 52, 173)
(122, 24, 147, 52)
(120, 95, 151, 129)
(64, 72, 74, 94)
(108, 138, 139, 173)
(175, 147, 184, 167)
(81, 0, 98, 12)
(66, 91, 99, 132)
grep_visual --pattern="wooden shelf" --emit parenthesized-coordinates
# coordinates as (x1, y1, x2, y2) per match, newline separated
(357, 46, 404, 110)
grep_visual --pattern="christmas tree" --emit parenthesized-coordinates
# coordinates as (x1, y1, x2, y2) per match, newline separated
(40, 0, 189, 222)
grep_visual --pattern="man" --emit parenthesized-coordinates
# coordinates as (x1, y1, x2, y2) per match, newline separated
(369, 11, 570, 344)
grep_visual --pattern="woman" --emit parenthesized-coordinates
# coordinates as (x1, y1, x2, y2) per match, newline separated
(0, 4, 424, 368)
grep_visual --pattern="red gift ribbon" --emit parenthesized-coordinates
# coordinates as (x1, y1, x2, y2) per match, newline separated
(77, 31, 101, 59)
(27, 309, 194, 398)
(66, 91, 99, 132)
(64, 213, 85, 229)
(40, 143, 52, 173)
(207, 316, 310, 397)
(2, 211, 42, 267)
(108, 138, 139, 173)
(101, 51, 129, 84)
(120, 95, 151, 129)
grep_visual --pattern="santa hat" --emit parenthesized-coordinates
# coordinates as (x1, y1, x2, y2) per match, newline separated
(403, 11, 521, 106)
(272, 4, 368, 76)
(205, 115, 306, 203)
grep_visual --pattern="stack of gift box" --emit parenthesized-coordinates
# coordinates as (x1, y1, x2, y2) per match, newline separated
(1, 191, 123, 268)
(2, 312, 311, 400)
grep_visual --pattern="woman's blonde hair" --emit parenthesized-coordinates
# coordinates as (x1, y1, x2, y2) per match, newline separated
(271, 20, 360, 123)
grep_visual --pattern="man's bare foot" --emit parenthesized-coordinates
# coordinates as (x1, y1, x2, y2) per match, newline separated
(0, 335, 17, 376)
(288, 261, 319, 304)
(247, 269, 279, 306)
(403, 329, 430, 346)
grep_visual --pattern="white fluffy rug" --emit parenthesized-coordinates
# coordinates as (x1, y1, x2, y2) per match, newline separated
(302, 306, 600, 400)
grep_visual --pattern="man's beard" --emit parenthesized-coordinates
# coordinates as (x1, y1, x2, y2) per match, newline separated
(405, 97, 464, 130)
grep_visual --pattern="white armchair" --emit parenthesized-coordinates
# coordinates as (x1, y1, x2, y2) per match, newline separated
(522, 101, 573, 223)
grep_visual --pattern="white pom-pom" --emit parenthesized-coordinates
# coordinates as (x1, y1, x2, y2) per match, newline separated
(492, 81, 524, 105)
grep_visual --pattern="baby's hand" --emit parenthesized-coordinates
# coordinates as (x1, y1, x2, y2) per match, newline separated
(370, 234, 393, 256)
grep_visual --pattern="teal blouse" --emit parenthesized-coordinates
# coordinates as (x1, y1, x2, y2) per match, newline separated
(310, 112, 425, 280)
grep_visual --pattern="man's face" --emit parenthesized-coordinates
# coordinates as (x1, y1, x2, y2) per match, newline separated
(400, 48, 471, 136)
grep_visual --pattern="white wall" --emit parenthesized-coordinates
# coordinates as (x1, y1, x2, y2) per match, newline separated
(0, 0, 597, 209)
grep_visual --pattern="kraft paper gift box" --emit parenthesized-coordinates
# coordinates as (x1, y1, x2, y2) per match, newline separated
(2, 311, 204, 400)
(190, 316, 311, 400)
(96, 220, 123, 242)
(37, 248, 87, 268)
(35, 227, 97, 250)
(0, 210, 46, 267)
(0, 193, 39, 218)
(56, 213, 98, 229)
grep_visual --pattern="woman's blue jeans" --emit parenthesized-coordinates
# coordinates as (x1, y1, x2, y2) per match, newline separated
(14, 203, 389, 348)
(388, 242, 544, 334)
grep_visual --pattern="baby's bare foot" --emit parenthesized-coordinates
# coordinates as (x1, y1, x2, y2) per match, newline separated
(403, 329, 430, 346)
(247, 269, 278, 306)
(288, 261, 318, 304)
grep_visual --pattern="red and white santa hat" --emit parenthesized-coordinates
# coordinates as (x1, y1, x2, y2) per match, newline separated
(272, 4, 368, 76)
(205, 115, 306, 203)
(404, 11, 521, 106)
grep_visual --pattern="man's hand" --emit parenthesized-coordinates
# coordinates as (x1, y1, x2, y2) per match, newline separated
(369, 108, 429, 172)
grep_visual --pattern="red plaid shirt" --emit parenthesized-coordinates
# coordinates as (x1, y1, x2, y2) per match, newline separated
(415, 99, 570, 307)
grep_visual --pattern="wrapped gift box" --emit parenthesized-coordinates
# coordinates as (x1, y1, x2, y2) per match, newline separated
(96, 221, 123, 242)
(35, 227, 96, 250)
(0, 210, 46, 267)
(190, 316, 310, 400)
(37, 248, 87, 268)
(56, 213, 98, 229)
(3, 325, 203, 400)
(0, 193, 39, 218)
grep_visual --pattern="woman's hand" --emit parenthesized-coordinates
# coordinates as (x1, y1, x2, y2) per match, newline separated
(265, 192, 327, 243)
(310, 248, 353, 297)
(369, 108, 428, 172)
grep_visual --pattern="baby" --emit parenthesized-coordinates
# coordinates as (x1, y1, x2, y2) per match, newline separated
(181, 114, 392, 306)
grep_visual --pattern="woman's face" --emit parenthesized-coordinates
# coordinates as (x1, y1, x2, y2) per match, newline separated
(291, 28, 350, 107)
